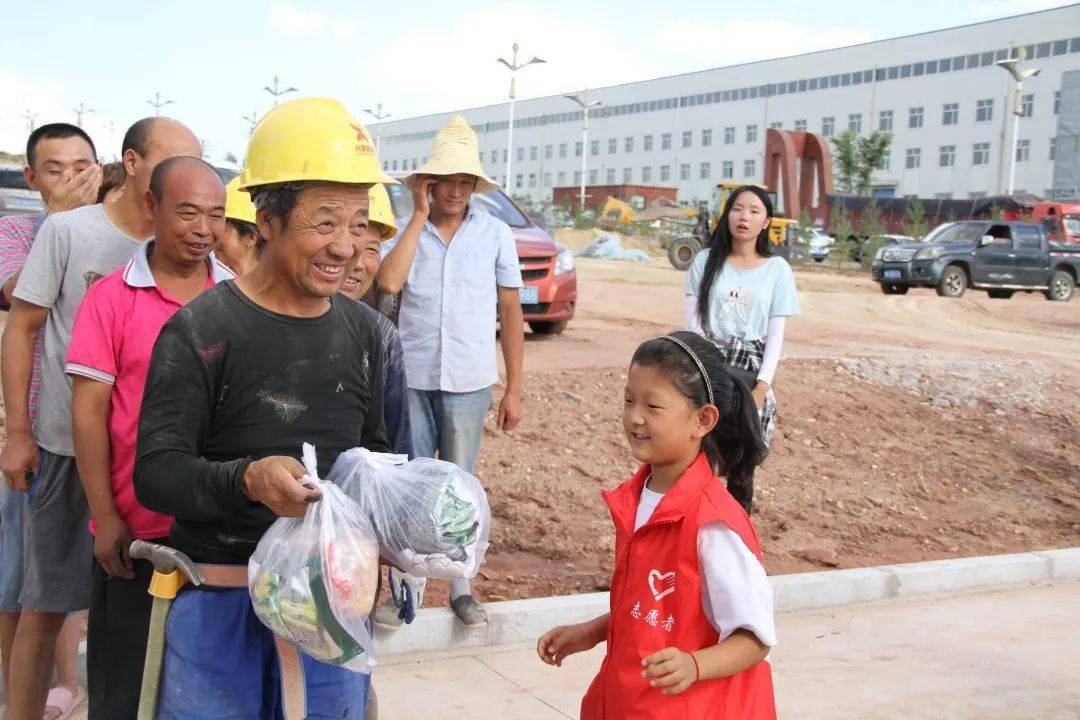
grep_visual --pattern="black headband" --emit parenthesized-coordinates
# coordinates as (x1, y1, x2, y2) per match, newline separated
(662, 334, 715, 406)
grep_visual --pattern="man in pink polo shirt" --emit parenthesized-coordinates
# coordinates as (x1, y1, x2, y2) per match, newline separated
(65, 156, 231, 719)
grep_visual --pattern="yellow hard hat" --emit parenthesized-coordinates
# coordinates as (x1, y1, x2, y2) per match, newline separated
(239, 97, 397, 190)
(368, 184, 397, 240)
(224, 177, 258, 225)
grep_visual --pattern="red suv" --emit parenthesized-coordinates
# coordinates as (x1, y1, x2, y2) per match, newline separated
(385, 179, 577, 334)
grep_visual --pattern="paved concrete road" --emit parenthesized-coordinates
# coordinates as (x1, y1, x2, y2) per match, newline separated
(372, 580, 1080, 719)
(6, 581, 1076, 718)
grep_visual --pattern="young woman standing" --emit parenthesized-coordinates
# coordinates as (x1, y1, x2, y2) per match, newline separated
(685, 186, 800, 513)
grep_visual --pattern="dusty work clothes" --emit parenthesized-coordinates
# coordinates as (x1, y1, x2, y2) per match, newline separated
(582, 453, 776, 719)
(157, 586, 369, 719)
(382, 205, 522, 393)
(356, 301, 413, 457)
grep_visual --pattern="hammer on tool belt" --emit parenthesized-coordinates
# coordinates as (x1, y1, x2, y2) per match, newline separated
(130, 540, 205, 720)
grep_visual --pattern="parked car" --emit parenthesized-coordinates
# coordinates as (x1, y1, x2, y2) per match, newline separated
(384, 177, 577, 334)
(807, 228, 835, 262)
(0, 164, 44, 216)
(871, 220, 1080, 301)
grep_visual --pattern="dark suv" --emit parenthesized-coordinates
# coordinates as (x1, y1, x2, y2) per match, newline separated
(871, 220, 1080, 302)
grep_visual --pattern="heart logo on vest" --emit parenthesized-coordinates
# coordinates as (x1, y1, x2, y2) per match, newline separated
(648, 569, 676, 601)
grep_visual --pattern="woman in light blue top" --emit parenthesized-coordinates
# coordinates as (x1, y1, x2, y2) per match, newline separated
(684, 185, 800, 513)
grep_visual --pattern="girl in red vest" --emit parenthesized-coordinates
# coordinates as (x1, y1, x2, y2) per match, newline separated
(538, 331, 776, 719)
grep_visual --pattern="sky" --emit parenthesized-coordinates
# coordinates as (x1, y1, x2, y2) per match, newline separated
(0, 0, 1073, 163)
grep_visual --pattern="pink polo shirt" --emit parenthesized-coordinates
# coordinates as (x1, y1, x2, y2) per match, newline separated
(66, 241, 234, 539)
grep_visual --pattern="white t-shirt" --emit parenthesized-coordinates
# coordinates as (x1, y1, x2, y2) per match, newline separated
(635, 483, 776, 646)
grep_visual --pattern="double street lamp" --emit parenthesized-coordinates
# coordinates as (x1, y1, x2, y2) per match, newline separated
(996, 56, 1040, 196)
(497, 42, 545, 195)
(563, 88, 602, 213)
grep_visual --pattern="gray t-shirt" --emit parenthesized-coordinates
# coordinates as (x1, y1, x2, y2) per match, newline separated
(13, 204, 143, 455)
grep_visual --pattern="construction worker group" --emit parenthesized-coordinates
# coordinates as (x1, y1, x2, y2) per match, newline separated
(0, 98, 525, 719)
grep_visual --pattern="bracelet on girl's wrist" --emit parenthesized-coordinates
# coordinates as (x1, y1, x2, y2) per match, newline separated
(687, 651, 701, 683)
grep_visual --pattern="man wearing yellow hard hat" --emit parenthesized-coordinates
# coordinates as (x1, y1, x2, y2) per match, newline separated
(216, 176, 263, 276)
(376, 114, 525, 629)
(133, 97, 395, 719)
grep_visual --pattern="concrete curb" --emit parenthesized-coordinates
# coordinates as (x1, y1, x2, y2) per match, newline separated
(373, 548, 1080, 656)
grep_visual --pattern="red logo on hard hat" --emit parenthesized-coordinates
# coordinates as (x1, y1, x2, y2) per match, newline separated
(350, 123, 374, 155)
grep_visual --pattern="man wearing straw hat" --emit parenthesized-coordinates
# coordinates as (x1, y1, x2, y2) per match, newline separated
(377, 114, 524, 628)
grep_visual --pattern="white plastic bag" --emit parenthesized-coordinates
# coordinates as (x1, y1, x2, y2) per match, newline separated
(248, 444, 380, 673)
(333, 448, 491, 579)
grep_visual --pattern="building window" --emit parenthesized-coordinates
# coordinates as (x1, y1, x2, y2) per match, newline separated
(662, 133, 672, 150)
(848, 113, 862, 133)
(412, 159, 418, 170)
(588, 169, 597, 185)
(623, 167, 632, 183)
(702, 129, 713, 147)
(878, 110, 893, 131)
(543, 172, 552, 187)
(722, 161, 734, 179)
(770, 121, 782, 129)
(557, 171, 566, 185)
(1020, 93, 1034, 118)
(573, 170, 582, 186)
(682, 131, 692, 148)
(391, 160, 398, 171)
(575, 142, 582, 157)
(528, 146, 536, 161)
(529, 173, 537, 188)
(625, 137, 634, 153)
(559, 143, 567, 159)
(680, 163, 690, 180)
(1050, 137, 1056, 161)
(822, 116, 835, 136)
(644, 135, 654, 151)
(934, 192, 953, 199)
(517, 147, 524, 162)
(905, 148, 921, 169)
(976, 99, 993, 123)
(608, 138, 617, 154)
(545, 145, 552, 160)
(700, 162, 711, 179)
(939, 145, 955, 167)
(746, 124, 758, 143)
(724, 126, 735, 144)
(876, 149, 890, 170)
(590, 140, 599, 156)
(642, 166, 652, 183)
(604, 168, 614, 184)
(515, 174, 523, 188)
(1016, 139, 1030, 162)
(794, 119, 807, 132)
(660, 165, 670, 182)
(744, 158, 756, 177)
(942, 103, 959, 125)
(908, 107, 924, 129)
(1054, 91, 1061, 114)
(972, 142, 990, 166)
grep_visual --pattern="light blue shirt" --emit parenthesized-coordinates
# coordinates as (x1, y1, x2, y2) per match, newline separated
(383, 205, 522, 392)
(685, 253, 800, 342)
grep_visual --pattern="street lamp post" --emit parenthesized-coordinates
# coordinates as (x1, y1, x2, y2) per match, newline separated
(363, 103, 391, 154)
(263, 75, 299, 106)
(147, 91, 175, 116)
(564, 88, 602, 213)
(242, 111, 260, 136)
(21, 109, 37, 132)
(73, 102, 94, 128)
(996, 56, 1040, 196)
(497, 42, 545, 196)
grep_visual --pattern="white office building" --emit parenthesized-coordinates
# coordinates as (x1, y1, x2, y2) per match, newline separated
(372, 5, 1080, 205)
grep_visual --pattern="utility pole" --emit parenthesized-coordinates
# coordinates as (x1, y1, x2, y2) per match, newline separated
(147, 91, 176, 116)
(242, 111, 260, 136)
(263, 75, 298, 106)
(497, 42, 545, 198)
(564, 88, 603, 213)
(996, 53, 1040, 196)
(73, 102, 94, 128)
(21, 109, 37, 131)
(363, 103, 391, 153)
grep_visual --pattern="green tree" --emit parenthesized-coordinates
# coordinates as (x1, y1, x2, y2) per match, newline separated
(796, 207, 816, 244)
(828, 204, 857, 267)
(831, 130, 893, 196)
(900, 197, 928, 240)
(859, 198, 889, 268)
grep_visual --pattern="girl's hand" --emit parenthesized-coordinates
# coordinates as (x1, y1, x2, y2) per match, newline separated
(537, 623, 600, 667)
(642, 648, 698, 696)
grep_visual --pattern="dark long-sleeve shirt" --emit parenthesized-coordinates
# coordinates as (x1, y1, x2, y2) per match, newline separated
(134, 281, 389, 564)
(355, 301, 412, 458)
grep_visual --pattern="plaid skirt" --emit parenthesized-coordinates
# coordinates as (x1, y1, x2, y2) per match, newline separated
(712, 336, 777, 448)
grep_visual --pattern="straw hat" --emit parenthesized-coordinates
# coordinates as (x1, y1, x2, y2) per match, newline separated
(405, 114, 500, 194)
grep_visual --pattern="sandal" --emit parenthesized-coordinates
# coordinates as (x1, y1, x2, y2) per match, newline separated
(43, 685, 85, 720)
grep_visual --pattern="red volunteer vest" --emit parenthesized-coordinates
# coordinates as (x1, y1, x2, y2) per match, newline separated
(581, 453, 776, 720)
